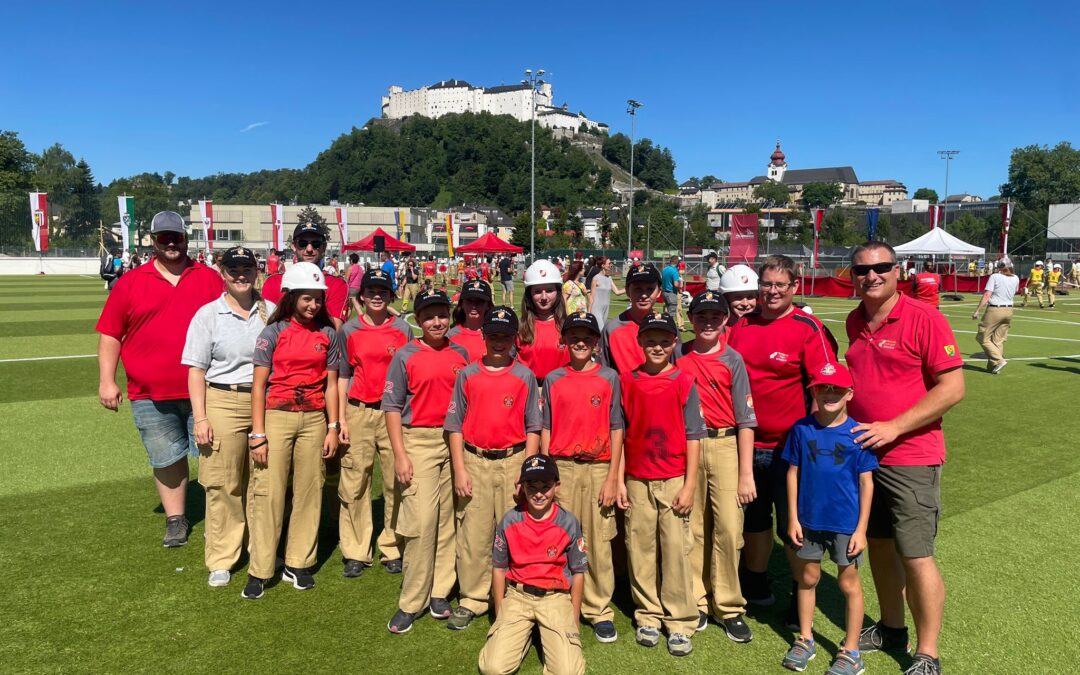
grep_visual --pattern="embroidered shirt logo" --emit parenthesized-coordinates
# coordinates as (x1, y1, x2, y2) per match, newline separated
(769, 351, 789, 362)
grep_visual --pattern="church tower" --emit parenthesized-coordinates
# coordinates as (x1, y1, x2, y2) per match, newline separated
(767, 140, 787, 182)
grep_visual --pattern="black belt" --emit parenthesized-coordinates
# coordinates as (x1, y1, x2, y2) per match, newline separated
(464, 442, 525, 459)
(347, 397, 381, 410)
(554, 455, 608, 464)
(208, 382, 252, 393)
(508, 580, 568, 597)
(706, 427, 737, 438)
(988, 304, 1013, 308)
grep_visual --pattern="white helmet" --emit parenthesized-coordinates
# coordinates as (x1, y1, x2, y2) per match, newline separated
(719, 264, 759, 294)
(1035, 260, 1044, 266)
(1054, 263, 1062, 269)
(281, 262, 328, 291)
(524, 259, 561, 287)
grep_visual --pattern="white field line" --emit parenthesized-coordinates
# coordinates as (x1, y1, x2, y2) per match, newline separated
(817, 317, 1080, 342)
(0, 354, 95, 363)
(962, 354, 1080, 363)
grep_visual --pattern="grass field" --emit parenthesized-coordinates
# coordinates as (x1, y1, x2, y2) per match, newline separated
(1, 274, 1078, 674)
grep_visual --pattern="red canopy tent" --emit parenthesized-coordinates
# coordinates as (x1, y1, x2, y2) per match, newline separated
(455, 232, 523, 254)
(342, 227, 415, 252)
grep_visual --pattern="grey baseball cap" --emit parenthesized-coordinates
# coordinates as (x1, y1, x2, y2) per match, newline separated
(150, 211, 187, 234)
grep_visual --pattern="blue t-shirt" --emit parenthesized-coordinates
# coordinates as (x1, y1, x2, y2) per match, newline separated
(781, 415, 879, 535)
(661, 265, 680, 293)
(381, 260, 397, 290)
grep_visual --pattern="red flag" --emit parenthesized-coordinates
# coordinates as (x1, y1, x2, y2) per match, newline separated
(29, 192, 49, 253)
(335, 207, 348, 245)
(199, 200, 214, 250)
(1000, 202, 1014, 257)
(727, 213, 759, 265)
(811, 208, 824, 268)
(929, 204, 942, 229)
(270, 204, 285, 250)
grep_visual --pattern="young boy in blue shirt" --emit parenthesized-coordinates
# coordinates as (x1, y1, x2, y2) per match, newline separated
(781, 362, 878, 674)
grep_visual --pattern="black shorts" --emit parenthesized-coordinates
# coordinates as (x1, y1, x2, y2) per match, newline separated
(867, 464, 941, 558)
(743, 449, 790, 544)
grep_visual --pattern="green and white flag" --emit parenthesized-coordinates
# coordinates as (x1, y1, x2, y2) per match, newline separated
(118, 196, 136, 252)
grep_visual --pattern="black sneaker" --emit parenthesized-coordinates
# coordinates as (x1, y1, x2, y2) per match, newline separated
(388, 609, 416, 634)
(721, 615, 753, 643)
(903, 654, 942, 675)
(858, 621, 912, 654)
(343, 559, 367, 578)
(282, 565, 315, 590)
(383, 558, 403, 574)
(696, 611, 709, 633)
(429, 597, 452, 619)
(593, 620, 618, 643)
(241, 576, 266, 600)
(163, 516, 190, 548)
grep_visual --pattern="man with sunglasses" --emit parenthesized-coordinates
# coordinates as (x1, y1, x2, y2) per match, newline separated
(96, 211, 224, 548)
(261, 223, 349, 328)
(845, 242, 965, 675)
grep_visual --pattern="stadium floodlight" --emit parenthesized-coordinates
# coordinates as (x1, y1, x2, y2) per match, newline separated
(626, 100, 643, 261)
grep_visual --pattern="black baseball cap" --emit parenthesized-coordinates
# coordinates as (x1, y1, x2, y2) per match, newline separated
(689, 290, 729, 316)
(361, 269, 394, 291)
(626, 265, 661, 287)
(638, 311, 678, 336)
(460, 279, 493, 301)
(220, 246, 256, 268)
(519, 454, 559, 483)
(561, 310, 600, 335)
(413, 289, 452, 312)
(292, 222, 326, 242)
(482, 306, 519, 336)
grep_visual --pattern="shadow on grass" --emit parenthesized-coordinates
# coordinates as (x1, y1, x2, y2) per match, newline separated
(1029, 362, 1080, 375)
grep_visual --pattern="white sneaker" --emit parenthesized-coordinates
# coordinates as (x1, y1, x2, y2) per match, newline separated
(992, 360, 1008, 374)
(208, 570, 231, 587)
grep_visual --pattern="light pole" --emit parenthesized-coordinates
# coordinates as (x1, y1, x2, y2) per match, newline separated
(626, 99, 642, 262)
(524, 68, 545, 262)
(938, 150, 959, 229)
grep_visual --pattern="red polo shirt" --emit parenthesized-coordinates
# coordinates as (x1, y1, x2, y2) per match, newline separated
(96, 259, 224, 401)
(261, 271, 349, 322)
(676, 336, 758, 431)
(444, 361, 541, 449)
(253, 319, 342, 411)
(912, 272, 941, 307)
(423, 260, 436, 277)
(339, 316, 413, 404)
(515, 318, 569, 382)
(845, 293, 963, 466)
(382, 339, 470, 427)
(448, 325, 486, 362)
(266, 254, 280, 275)
(542, 364, 624, 461)
(493, 504, 588, 591)
(620, 366, 706, 480)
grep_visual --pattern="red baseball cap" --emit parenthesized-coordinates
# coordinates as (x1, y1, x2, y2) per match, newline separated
(808, 361, 853, 389)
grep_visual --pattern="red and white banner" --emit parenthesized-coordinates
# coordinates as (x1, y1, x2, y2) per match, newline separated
(811, 208, 825, 268)
(270, 204, 285, 250)
(1000, 202, 1014, 257)
(928, 204, 943, 229)
(29, 192, 49, 253)
(727, 213, 759, 265)
(198, 200, 214, 250)
(335, 206, 348, 245)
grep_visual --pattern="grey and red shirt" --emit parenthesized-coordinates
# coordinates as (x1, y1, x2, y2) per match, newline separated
(338, 315, 413, 404)
(676, 336, 758, 431)
(542, 365, 624, 462)
(253, 318, 342, 412)
(493, 503, 588, 591)
(447, 325, 486, 362)
(382, 338, 471, 427)
(445, 360, 542, 449)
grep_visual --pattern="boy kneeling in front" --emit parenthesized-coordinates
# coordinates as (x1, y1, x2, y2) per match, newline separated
(478, 455, 586, 675)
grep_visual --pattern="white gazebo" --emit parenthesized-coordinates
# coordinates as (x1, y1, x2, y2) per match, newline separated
(893, 228, 985, 256)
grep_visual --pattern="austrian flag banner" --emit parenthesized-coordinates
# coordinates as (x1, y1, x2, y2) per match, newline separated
(270, 204, 285, 250)
(29, 192, 49, 253)
(928, 204, 941, 229)
(198, 200, 214, 250)
(727, 213, 759, 265)
(1000, 202, 1014, 257)
(811, 208, 825, 268)
(335, 207, 348, 245)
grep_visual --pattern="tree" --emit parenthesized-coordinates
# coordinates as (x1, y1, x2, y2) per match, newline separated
(999, 142, 1080, 212)
(913, 187, 939, 203)
(510, 211, 532, 250)
(0, 130, 36, 247)
(68, 159, 101, 241)
(802, 182, 844, 209)
(296, 205, 327, 228)
(752, 180, 790, 206)
(700, 174, 720, 187)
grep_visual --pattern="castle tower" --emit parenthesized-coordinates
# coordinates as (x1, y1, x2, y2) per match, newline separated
(767, 140, 787, 182)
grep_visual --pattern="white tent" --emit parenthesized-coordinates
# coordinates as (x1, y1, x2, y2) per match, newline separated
(893, 228, 985, 256)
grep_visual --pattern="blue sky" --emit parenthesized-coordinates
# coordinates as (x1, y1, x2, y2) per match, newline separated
(3, 0, 1077, 199)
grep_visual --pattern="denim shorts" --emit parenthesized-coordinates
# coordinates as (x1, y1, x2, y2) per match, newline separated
(131, 399, 197, 469)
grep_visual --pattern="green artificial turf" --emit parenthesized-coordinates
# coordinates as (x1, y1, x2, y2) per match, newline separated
(1, 275, 1078, 673)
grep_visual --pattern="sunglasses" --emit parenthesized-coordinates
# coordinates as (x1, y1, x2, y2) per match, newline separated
(154, 232, 185, 244)
(852, 262, 897, 276)
(295, 239, 326, 249)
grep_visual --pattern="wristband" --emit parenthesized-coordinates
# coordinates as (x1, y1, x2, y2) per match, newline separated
(327, 422, 340, 430)
(195, 418, 208, 424)
(248, 432, 267, 439)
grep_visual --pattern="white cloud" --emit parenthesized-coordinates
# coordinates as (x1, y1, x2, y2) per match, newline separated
(240, 121, 269, 133)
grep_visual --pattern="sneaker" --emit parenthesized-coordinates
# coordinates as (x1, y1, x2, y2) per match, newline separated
(387, 609, 416, 634)
(635, 625, 661, 648)
(593, 620, 618, 643)
(342, 559, 367, 578)
(282, 565, 315, 590)
(163, 516, 190, 548)
(903, 654, 942, 675)
(241, 576, 266, 600)
(447, 607, 475, 630)
(991, 360, 1008, 374)
(383, 558, 403, 574)
(696, 611, 709, 633)
(667, 633, 693, 657)
(740, 569, 776, 606)
(429, 597, 452, 620)
(782, 638, 817, 671)
(721, 615, 753, 643)
(858, 621, 911, 654)
(826, 650, 866, 675)
(208, 570, 231, 587)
